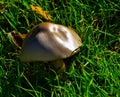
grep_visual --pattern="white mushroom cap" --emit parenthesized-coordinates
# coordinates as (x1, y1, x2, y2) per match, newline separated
(20, 22, 82, 62)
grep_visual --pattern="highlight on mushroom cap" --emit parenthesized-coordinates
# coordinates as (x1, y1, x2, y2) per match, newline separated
(20, 22, 82, 62)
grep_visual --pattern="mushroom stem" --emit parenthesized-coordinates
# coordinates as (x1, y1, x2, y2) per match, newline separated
(50, 59, 66, 74)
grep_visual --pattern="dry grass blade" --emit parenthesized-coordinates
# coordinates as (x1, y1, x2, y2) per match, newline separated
(30, 4, 52, 21)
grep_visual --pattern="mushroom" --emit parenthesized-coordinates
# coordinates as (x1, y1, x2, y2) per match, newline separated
(20, 22, 82, 74)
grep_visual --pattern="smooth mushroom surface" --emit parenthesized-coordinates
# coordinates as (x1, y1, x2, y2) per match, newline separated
(20, 22, 82, 73)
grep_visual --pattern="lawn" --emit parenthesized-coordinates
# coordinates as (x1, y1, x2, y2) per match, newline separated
(0, 0, 120, 97)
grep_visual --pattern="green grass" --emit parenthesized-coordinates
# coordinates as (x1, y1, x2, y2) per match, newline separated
(0, 0, 120, 97)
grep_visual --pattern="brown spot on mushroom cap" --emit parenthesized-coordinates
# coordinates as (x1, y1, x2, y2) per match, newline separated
(20, 22, 82, 62)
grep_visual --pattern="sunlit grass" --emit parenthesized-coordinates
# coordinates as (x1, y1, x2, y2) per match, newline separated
(0, 0, 120, 97)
